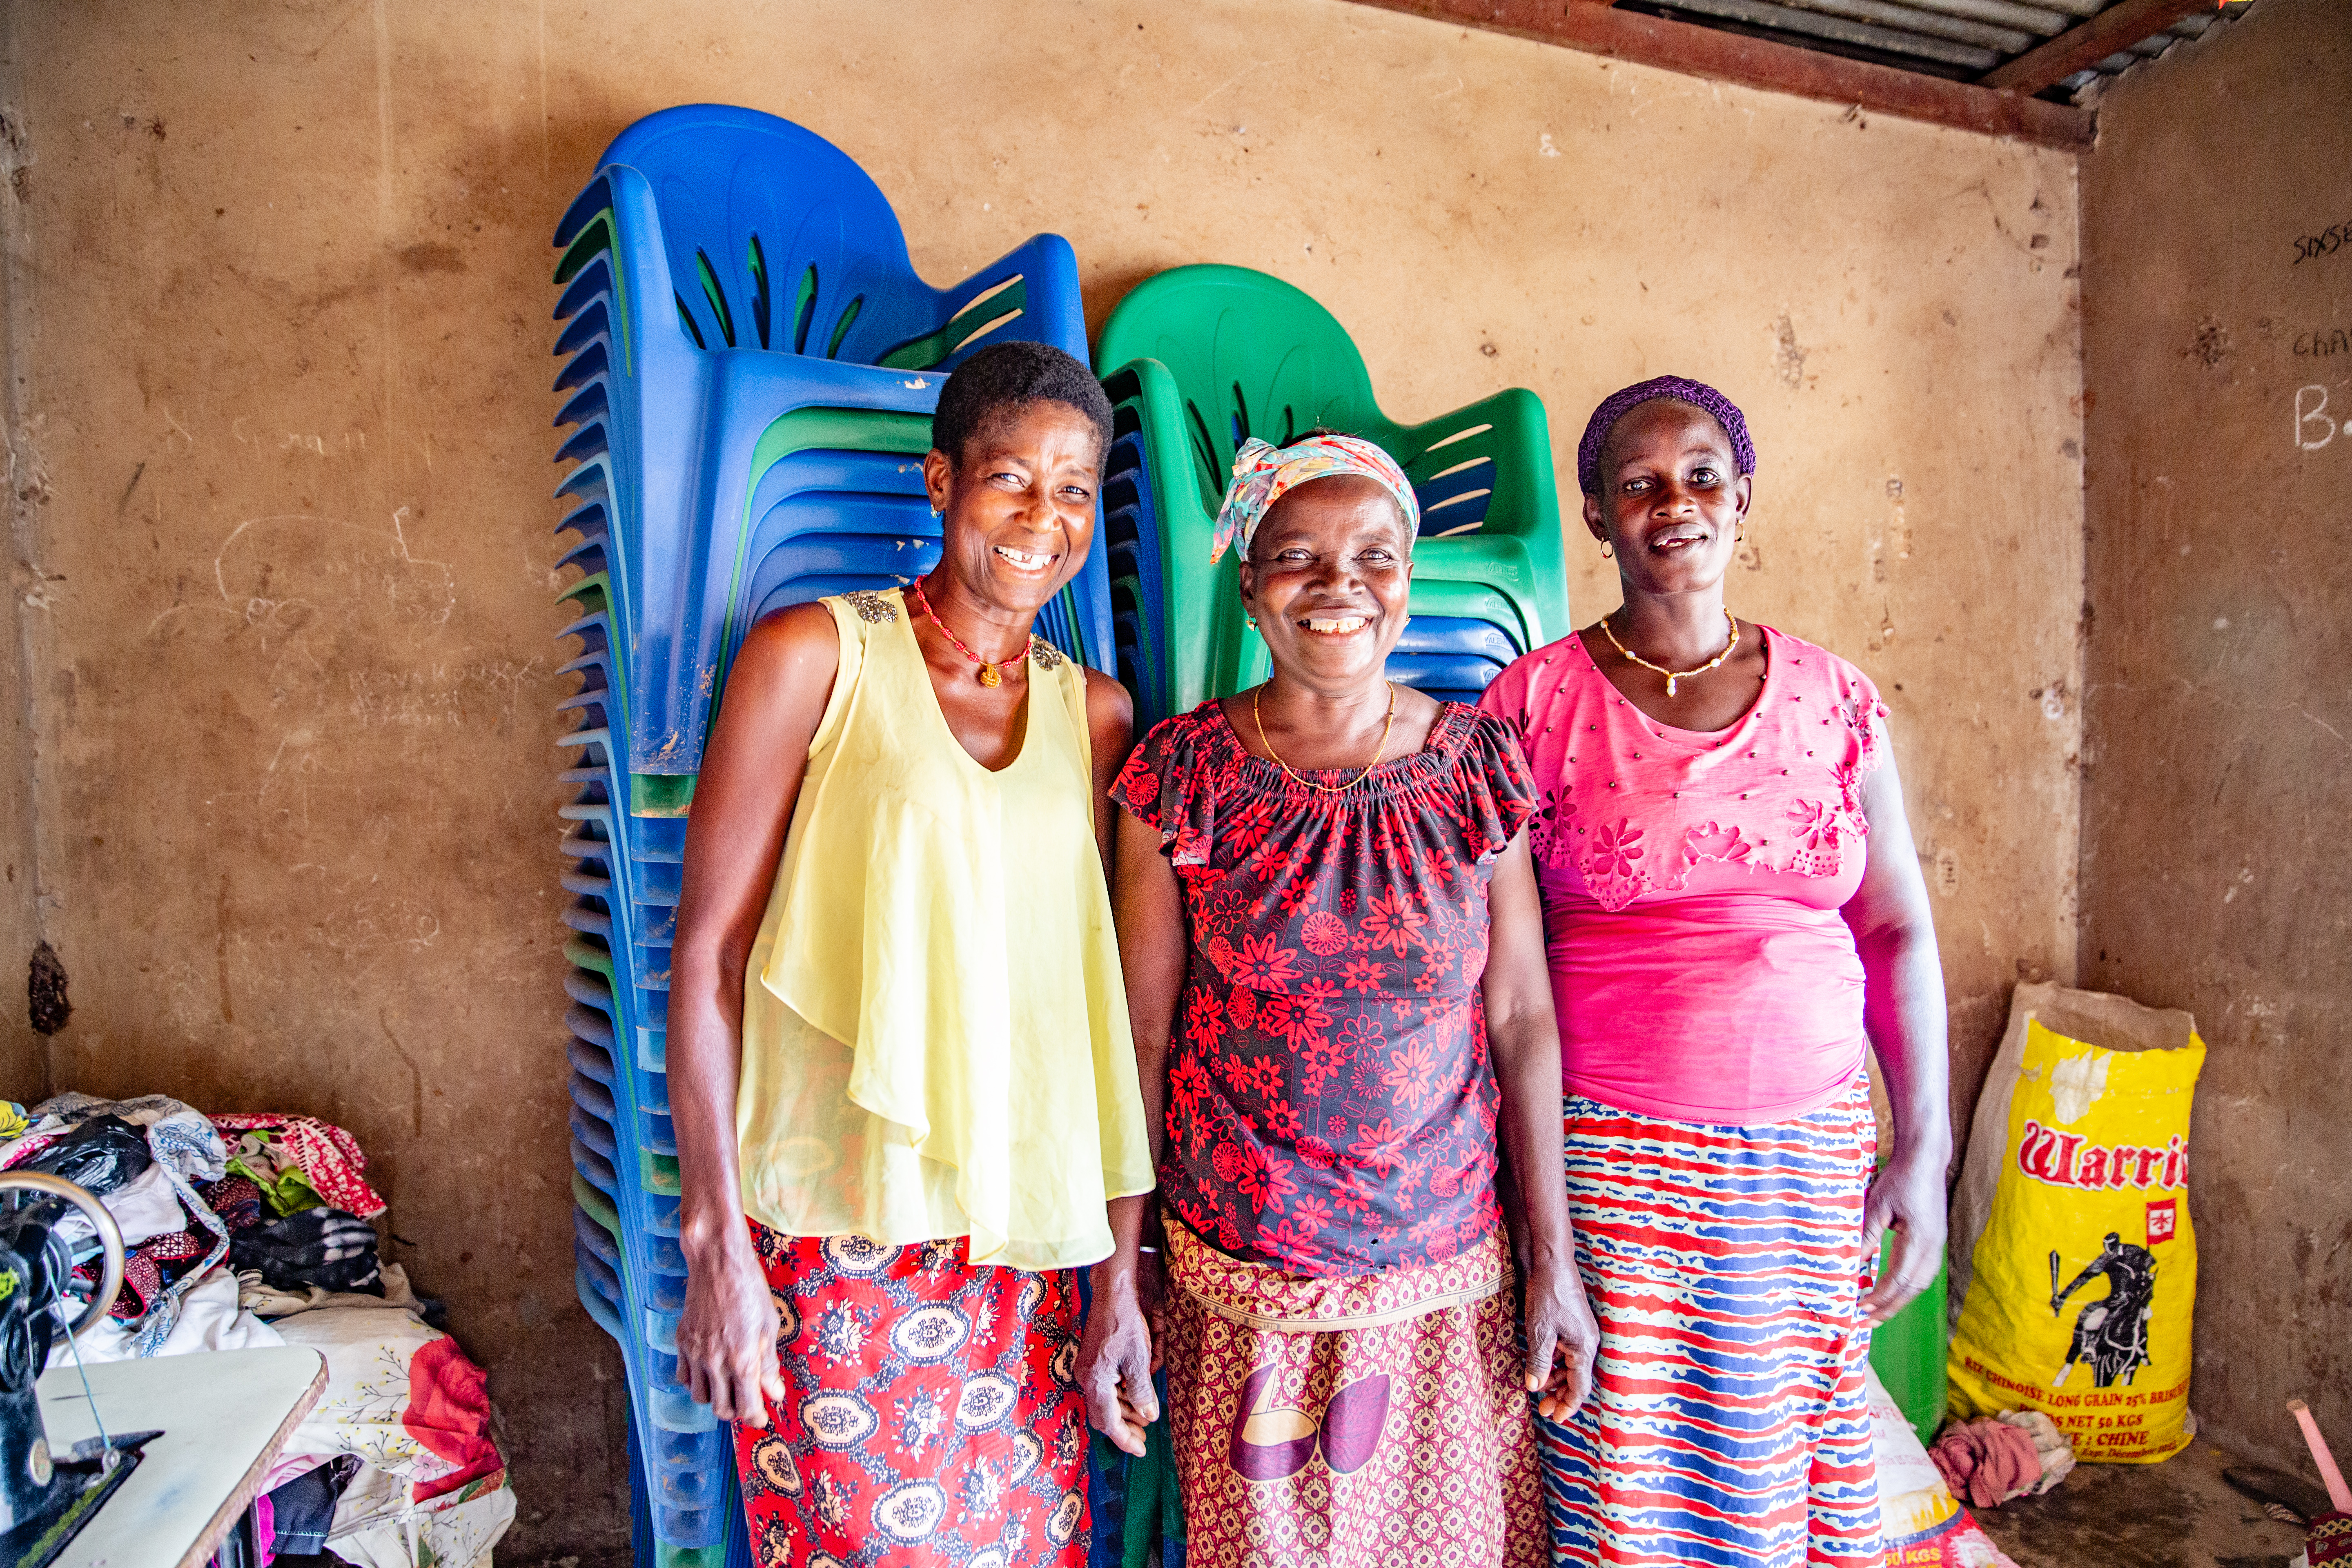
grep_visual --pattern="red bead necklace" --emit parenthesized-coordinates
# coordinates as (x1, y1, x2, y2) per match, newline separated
(908, 580, 1028, 688)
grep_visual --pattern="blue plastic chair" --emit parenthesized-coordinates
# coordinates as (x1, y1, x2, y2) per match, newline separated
(550, 109, 1142, 1568)
(550, 105, 1112, 788)
(554, 699, 739, 1566)
(1103, 425, 1176, 731)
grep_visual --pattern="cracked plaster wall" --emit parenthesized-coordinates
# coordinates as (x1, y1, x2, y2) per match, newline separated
(1, 0, 2082, 1550)
(2078, 0, 2352, 1480)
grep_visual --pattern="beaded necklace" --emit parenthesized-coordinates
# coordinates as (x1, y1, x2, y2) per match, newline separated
(1599, 608, 1740, 697)
(909, 580, 1028, 688)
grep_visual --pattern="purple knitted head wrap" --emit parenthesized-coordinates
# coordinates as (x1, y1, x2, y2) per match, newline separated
(1575, 376, 1756, 497)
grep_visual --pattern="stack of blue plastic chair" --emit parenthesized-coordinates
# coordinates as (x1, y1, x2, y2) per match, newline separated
(549, 104, 1103, 1568)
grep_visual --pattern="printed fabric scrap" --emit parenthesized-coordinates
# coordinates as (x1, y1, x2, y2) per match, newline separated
(1538, 1081, 1881, 1568)
(211, 1113, 389, 1218)
(267, 1301, 514, 1568)
(1160, 1217, 1542, 1568)
(734, 1221, 1091, 1568)
(23, 1092, 233, 1354)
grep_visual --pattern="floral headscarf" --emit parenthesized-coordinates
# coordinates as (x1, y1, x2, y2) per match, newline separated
(1208, 433, 1420, 564)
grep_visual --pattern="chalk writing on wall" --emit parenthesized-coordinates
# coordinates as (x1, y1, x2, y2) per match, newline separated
(2292, 218, 2350, 265)
(2295, 385, 2346, 450)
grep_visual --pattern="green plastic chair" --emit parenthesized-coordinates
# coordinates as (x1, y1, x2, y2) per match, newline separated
(1096, 265, 1570, 722)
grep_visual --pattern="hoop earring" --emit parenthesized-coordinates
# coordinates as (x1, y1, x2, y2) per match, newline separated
(1600, 541, 1613, 560)
(1735, 521, 1746, 542)
(1246, 616, 1259, 630)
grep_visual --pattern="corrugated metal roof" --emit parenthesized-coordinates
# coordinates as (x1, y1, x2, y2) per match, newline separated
(1612, 0, 2246, 101)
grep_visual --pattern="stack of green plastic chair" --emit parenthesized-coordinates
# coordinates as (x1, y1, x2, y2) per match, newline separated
(1095, 265, 1571, 728)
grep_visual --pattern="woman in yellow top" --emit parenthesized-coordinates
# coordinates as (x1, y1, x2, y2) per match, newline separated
(668, 341, 1156, 1568)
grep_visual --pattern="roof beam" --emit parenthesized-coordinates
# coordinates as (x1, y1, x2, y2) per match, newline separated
(1979, 0, 2209, 91)
(1346, 0, 2095, 150)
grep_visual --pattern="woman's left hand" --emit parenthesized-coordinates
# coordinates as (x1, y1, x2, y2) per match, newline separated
(1525, 1257, 1601, 1423)
(1078, 1252, 1163, 1457)
(1861, 1143, 1950, 1325)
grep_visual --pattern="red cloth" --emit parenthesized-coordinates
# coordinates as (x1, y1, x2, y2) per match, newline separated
(82, 1225, 211, 1319)
(732, 1222, 1088, 1567)
(209, 1114, 387, 1218)
(403, 1335, 504, 1503)
(2307, 1512, 2352, 1565)
(1111, 702, 1537, 1277)
(1930, 1419, 2044, 1510)
(1479, 626, 1887, 1121)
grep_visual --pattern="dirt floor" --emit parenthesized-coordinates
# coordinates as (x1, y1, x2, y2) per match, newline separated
(1976, 1439, 2321, 1568)
(422, 1438, 2330, 1568)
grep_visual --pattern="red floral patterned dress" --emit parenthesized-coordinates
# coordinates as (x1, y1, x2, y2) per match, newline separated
(1111, 700, 1537, 1276)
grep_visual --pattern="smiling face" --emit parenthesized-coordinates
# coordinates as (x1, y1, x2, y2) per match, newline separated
(1237, 474, 1414, 690)
(1584, 399, 1753, 595)
(922, 399, 1104, 616)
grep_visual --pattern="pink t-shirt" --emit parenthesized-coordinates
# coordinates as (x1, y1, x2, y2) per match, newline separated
(1478, 626, 1888, 1123)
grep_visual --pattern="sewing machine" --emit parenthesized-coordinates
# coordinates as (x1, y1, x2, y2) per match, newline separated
(0, 1168, 157, 1568)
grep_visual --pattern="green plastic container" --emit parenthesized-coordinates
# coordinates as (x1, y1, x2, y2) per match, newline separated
(1868, 1228, 1950, 1446)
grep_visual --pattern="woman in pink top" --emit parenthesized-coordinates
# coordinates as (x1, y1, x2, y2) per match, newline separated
(1479, 376, 1950, 1568)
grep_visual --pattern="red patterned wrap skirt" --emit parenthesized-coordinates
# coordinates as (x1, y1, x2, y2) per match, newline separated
(1160, 1218, 1544, 1568)
(732, 1222, 1091, 1568)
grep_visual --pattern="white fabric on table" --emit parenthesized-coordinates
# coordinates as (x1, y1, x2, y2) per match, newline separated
(45, 1263, 283, 1369)
(51, 1163, 188, 1248)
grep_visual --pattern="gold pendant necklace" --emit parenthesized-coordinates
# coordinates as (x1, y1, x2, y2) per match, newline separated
(909, 581, 1026, 687)
(1599, 608, 1740, 697)
(1252, 683, 1397, 794)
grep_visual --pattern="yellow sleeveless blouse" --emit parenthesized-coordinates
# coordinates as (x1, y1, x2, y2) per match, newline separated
(736, 588, 1154, 1270)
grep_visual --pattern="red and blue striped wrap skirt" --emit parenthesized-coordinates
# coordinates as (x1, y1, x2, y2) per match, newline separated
(1538, 1080, 1882, 1566)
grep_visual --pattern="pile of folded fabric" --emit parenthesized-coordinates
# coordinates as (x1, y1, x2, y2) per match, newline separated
(0, 1093, 514, 1568)
(1929, 1409, 2076, 1509)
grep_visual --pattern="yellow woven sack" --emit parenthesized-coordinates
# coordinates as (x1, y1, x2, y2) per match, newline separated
(1946, 985, 2204, 1463)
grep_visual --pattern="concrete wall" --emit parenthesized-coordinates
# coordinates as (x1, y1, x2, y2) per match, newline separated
(1, 0, 2082, 1551)
(2077, 0, 2352, 1477)
(0, 22, 44, 1098)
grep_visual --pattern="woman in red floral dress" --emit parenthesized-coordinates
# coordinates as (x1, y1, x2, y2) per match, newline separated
(1076, 433, 1599, 1568)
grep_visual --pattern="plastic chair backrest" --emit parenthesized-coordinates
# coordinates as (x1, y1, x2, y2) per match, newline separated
(1095, 265, 1383, 515)
(568, 105, 1031, 373)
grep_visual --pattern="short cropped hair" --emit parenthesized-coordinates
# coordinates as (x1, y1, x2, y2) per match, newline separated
(931, 341, 1114, 472)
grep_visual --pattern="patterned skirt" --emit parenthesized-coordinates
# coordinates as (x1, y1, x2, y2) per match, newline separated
(1160, 1219, 1544, 1568)
(732, 1222, 1090, 1568)
(1537, 1082, 1881, 1568)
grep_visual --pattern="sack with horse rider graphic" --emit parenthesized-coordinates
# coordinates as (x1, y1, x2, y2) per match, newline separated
(1945, 983, 2206, 1464)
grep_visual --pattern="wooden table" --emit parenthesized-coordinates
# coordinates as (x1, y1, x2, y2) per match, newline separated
(36, 1345, 327, 1568)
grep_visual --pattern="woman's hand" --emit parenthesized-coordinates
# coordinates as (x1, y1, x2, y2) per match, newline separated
(1525, 1256, 1601, 1423)
(664, 604, 836, 1430)
(1841, 751, 1953, 1328)
(1078, 1252, 1163, 1457)
(1861, 1143, 1950, 1325)
(676, 1228, 784, 1426)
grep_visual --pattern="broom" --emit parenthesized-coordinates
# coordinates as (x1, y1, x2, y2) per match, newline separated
(2290, 1399, 2352, 1565)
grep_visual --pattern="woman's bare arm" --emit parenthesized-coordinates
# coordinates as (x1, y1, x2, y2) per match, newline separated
(1082, 667, 1134, 877)
(1078, 805, 1186, 1456)
(1841, 744, 1953, 1324)
(666, 602, 839, 1426)
(1482, 831, 1599, 1420)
